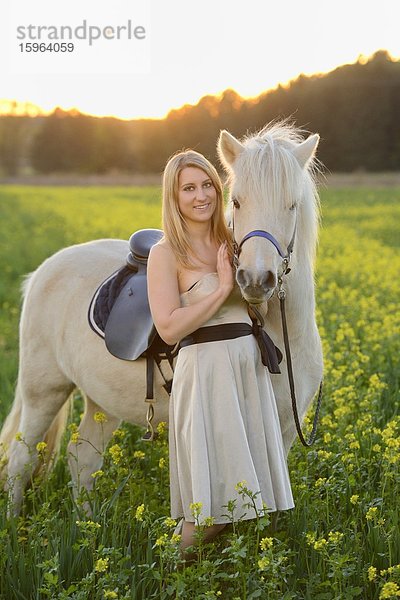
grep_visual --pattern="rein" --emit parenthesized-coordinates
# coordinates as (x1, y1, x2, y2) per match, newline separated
(231, 197, 323, 447)
(277, 277, 323, 447)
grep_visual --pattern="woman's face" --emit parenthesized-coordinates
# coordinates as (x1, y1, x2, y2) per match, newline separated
(177, 167, 217, 225)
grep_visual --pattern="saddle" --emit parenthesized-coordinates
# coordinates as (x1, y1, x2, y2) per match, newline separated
(88, 228, 283, 440)
(88, 228, 177, 406)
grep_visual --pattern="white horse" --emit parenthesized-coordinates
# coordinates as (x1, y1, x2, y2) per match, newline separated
(0, 122, 323, 514)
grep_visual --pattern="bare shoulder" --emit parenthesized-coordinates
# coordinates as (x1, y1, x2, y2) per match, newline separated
(148, 239, 180, 314)
(148, 240, 177, 274)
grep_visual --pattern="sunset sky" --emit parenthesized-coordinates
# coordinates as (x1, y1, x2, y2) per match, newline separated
(2, 0, 400, 119)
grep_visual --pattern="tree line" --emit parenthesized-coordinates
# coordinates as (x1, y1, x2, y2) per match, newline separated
(1, 50, 399, 177)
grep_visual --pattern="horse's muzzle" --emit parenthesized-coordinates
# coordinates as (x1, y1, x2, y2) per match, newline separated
(236, 267, 277, 303)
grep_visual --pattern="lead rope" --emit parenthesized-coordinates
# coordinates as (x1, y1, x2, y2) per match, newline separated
(277, 276, 323, 447)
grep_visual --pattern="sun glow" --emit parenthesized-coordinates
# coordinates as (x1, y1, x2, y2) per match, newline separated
(2, 0, 399, 120)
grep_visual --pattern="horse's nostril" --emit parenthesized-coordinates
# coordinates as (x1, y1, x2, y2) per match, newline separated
(236, 267, 248, 288)
(263, 270, 277, 290)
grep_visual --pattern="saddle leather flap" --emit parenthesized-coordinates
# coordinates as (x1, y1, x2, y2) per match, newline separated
(105, 272, 157, 360)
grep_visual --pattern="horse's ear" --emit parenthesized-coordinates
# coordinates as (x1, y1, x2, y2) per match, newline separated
(293, 134, 320, 168)
(218, 130, 244, 168)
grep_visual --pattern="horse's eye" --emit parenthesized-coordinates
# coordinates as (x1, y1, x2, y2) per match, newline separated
(232, 197, 240, 209)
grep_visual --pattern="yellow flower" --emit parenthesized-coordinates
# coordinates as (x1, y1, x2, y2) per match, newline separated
(380, 567, 400, 576)
(156, 421, 167, 435)
(313, 538, 328, 551)
(112, 428, 126, 439)
(321, 415, 336, 429)
(373, 444, 381, 452)
(317, 450, 333, 460)
(155, 533, 168, 547)
(135, 504, 145, 521)
(171, 533, 181, 544)
(93, 411, 107, 424)
(133, 450, 145, 460)
(70, 432, 79, 444)
(328, 531, 344, 544)
(109, 444, 123, 464)
(260, 537, 274, 551)
(366, 507, 378, 521)
(235, 480, 247, 492)
(159, 457, 166, 469)
(189, 502, 203, 518)
(36, 441, 47, 453)
(104, 592, 118, 599)
(91, 470, 104, 479)
(315, 477, 327, 488)
(368, 566, 377, 581)
(94, 557, 109, 573)
(305, 532, 316, 545)
(258, 556, 270, 570)
(163, 517, 177, 528)
(15, 432, 23, 442)
(203, 516, 215, 527)
(76, 520, 100, 532)
(379, 582, 400, 599)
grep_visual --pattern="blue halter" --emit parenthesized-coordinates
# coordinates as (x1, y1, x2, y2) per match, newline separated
(238, 229, 294, 260)
(231, 196, 297, 270)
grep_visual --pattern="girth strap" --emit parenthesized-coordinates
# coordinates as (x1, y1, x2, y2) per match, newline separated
(180, 322, 282, 374)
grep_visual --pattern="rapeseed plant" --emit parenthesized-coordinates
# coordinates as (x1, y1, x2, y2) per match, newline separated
(0, 185, 399, 598)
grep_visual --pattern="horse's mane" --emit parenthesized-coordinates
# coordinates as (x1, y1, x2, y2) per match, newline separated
(232, 121, 321, 265)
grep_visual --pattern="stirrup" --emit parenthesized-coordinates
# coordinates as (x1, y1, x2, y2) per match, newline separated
(142, 400, 157, 441)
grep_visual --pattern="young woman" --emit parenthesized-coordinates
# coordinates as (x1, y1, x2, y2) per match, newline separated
(147, 150, 293, 555)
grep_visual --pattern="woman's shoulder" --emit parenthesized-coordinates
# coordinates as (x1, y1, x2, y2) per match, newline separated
(150, 237, 173, 255)
(148, 239, 177, 271)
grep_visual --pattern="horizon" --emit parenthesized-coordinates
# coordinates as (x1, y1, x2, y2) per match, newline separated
(2, 0, 399, 120)
(1, 49, 399, 121)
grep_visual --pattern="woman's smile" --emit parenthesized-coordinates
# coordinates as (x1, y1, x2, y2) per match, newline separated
(178, 166, 217, 222)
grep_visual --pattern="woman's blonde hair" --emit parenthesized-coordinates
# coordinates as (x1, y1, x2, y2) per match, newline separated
(162, 149, 233, 269)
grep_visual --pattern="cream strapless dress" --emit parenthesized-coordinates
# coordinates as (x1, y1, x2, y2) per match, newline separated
(169, 273, 294, 524)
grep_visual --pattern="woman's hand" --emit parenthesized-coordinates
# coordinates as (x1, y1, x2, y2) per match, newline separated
(148, 241, 236, 345)
(217, 241, 234, 297)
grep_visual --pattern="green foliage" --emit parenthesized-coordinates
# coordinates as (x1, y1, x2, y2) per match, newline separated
(0, 184, 399, 598)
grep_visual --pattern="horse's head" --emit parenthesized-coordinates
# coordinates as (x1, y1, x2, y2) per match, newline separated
(218, 123, 320, 304)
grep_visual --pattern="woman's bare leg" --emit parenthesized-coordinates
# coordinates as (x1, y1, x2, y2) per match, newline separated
(180, 521, 226, 561)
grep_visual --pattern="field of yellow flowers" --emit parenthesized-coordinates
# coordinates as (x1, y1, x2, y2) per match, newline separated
(0, 185, 399, 599)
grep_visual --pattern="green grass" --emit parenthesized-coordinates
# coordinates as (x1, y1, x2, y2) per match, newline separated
(0, 185, 399, 599)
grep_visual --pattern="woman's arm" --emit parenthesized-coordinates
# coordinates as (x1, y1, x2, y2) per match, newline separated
(147, 242, 234, 345)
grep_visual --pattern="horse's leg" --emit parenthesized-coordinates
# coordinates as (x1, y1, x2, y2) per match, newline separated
(6, 377, 74, 516)
(67, 396, 120, 503)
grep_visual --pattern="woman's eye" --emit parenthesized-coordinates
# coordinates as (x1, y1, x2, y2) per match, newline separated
(203, 181, 212, 188)
(184, 186, 194, 191)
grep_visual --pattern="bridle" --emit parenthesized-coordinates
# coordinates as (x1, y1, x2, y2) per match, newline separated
(230, 195, 323, 447)
(231, 195, 296, 278)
